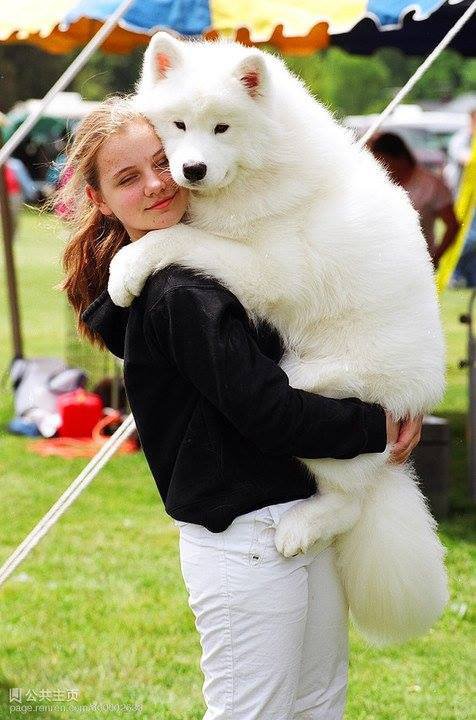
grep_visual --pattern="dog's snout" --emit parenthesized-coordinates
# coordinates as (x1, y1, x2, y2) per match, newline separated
(183, 162, 207, 182)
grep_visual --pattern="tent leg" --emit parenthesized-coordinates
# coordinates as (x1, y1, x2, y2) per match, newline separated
(460, 290, 476, 501)
(0, 155, 23, 360)
(468, 291, 476, 501)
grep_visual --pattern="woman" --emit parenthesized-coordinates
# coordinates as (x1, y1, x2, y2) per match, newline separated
(58, 97, 421, 719)
(369, 132, 460, 269)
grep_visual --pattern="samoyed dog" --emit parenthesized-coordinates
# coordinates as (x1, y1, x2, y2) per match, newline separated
(108, 32, 448, 645)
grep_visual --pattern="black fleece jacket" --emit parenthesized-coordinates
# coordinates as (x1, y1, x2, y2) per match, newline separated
(81, 265, 387, 532)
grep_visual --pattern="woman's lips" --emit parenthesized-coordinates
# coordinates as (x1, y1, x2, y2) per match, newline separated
(146, 191, 177, 211)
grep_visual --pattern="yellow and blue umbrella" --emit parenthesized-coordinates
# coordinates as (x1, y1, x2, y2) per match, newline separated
(0, 1, 472, 55)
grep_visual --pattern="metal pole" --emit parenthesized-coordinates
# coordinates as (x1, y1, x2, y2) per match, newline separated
(468, 291, 476, 500)
(360, 0, 476, 145)
(459, 290, 476, 501)
(0, 413, 137, 589)
(0, 134, 23, 358)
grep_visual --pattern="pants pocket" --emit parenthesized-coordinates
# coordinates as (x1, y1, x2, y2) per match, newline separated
(248, 508, 279, 566)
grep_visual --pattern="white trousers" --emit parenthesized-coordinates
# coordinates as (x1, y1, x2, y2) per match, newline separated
(174, 497, 349, 719)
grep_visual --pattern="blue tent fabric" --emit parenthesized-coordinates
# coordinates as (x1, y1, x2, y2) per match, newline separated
(58, 1, 473, 53)
(367, 0, 448, 29)
(60, 1, 469, 44)
(63, 0, 211, 37)
(334, 1, 475, 56)
(40, 0, 474, 54)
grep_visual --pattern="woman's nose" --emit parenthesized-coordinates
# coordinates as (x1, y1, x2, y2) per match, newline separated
(144, 172, 166, 195)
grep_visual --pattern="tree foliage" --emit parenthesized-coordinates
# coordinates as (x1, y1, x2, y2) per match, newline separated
(1, 43, 475, 116)
(284, 48, 476, 115)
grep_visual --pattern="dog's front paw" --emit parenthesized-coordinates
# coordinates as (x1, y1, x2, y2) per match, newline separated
(274, 509, 321, 558)
(108, 245, 150, 307)
(108, 270, 135, 308)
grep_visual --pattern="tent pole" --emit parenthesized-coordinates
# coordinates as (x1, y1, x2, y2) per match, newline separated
(360, 0, 476, 145)
(0, 135, 23, 359)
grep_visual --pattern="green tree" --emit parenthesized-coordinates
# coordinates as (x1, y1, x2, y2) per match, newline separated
(0, 43, 144, 113)
(71, 48, 143, 100)
(1, 43, 475, 119)
(284, 48, 392, 116)
(0, 45, 71, 112)
(406, 49, 463, 102)
(460, 59, 476, 93)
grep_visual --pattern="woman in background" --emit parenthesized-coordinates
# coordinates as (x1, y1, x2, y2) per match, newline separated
(370, 132, 460, 269)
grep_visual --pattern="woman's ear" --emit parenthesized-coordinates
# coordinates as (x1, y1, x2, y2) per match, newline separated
(86, 184, 113, 217)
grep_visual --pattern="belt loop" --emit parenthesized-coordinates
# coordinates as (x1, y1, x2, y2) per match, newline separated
(255, 506, 276, 527)
(267, 505, 281, 527)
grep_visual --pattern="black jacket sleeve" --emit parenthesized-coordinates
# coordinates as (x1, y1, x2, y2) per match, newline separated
(145, 282, 387, 460)
(81, 289, 129, 360)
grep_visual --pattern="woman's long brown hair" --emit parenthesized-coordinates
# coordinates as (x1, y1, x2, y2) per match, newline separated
(54, 96, 153, 350)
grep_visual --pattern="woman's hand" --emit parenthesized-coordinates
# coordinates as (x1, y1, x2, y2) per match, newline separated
(386, 411, 423, 464)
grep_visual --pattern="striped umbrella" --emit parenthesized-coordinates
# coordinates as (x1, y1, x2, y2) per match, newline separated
(0, 1, 472, 55)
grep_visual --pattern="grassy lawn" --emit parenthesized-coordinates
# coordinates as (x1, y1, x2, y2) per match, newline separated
(0, 208, 474, 719)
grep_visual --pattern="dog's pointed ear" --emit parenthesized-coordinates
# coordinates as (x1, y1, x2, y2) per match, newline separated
(233, 52, 268, 99)
(142, 31, 183, 86)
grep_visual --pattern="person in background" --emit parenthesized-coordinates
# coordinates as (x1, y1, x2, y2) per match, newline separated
(45, 132, 71, 193)
(448, 108, 476, 184)
(1, 114, 22, 232)
(2, 158, 41, 235)
(2, 161, 23, 233)
(448, 109, 476, 287)
(369, 132, 460, 270)
(8, 156, 39, 203)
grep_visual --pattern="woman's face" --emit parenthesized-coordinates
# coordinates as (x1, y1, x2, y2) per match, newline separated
(87, 120, 188, 240)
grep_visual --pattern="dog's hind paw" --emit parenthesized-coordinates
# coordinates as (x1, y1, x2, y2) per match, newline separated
(274, 510, 320, 558)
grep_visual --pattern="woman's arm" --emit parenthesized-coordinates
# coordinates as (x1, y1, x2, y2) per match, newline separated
(433, 203, 460, 267)
(145, 280, 388, 460)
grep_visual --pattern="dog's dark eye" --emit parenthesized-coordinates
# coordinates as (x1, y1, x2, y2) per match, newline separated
(174, 121, 186, 131)
(214, 124, 229, 134)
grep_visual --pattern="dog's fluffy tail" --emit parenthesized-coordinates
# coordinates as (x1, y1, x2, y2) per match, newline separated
(335, 463, 448, 646)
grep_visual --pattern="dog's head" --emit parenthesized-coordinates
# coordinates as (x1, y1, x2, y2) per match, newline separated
(135, 33, 276, 193)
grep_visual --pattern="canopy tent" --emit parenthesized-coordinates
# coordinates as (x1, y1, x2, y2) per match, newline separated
(1, 0, 475, 363)
(334, 0, 476, 56)
(0, 1, 473, 56)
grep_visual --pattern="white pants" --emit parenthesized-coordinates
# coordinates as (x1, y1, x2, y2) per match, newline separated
(174, 498, 349, 719)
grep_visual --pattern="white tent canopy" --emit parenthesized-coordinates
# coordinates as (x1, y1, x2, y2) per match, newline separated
(7, 92, 101, 122)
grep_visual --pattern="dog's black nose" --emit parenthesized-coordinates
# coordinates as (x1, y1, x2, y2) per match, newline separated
(183, 162, 207, 182)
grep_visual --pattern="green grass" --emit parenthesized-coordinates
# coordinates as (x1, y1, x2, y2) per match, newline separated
(0, 208, 474, 719)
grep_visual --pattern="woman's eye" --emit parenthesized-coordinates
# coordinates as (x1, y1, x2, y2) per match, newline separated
(214, 124, 229, 134)
(174, 121, 186, 131)
(119, 175, 136, 185)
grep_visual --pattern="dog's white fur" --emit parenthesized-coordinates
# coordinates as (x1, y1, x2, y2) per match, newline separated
(108, 33, 448, 645)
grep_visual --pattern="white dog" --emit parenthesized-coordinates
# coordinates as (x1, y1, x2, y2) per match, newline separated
(108, 33, 448, 646)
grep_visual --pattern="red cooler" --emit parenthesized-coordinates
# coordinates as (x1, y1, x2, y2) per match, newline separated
(57, 389, 104, 438)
